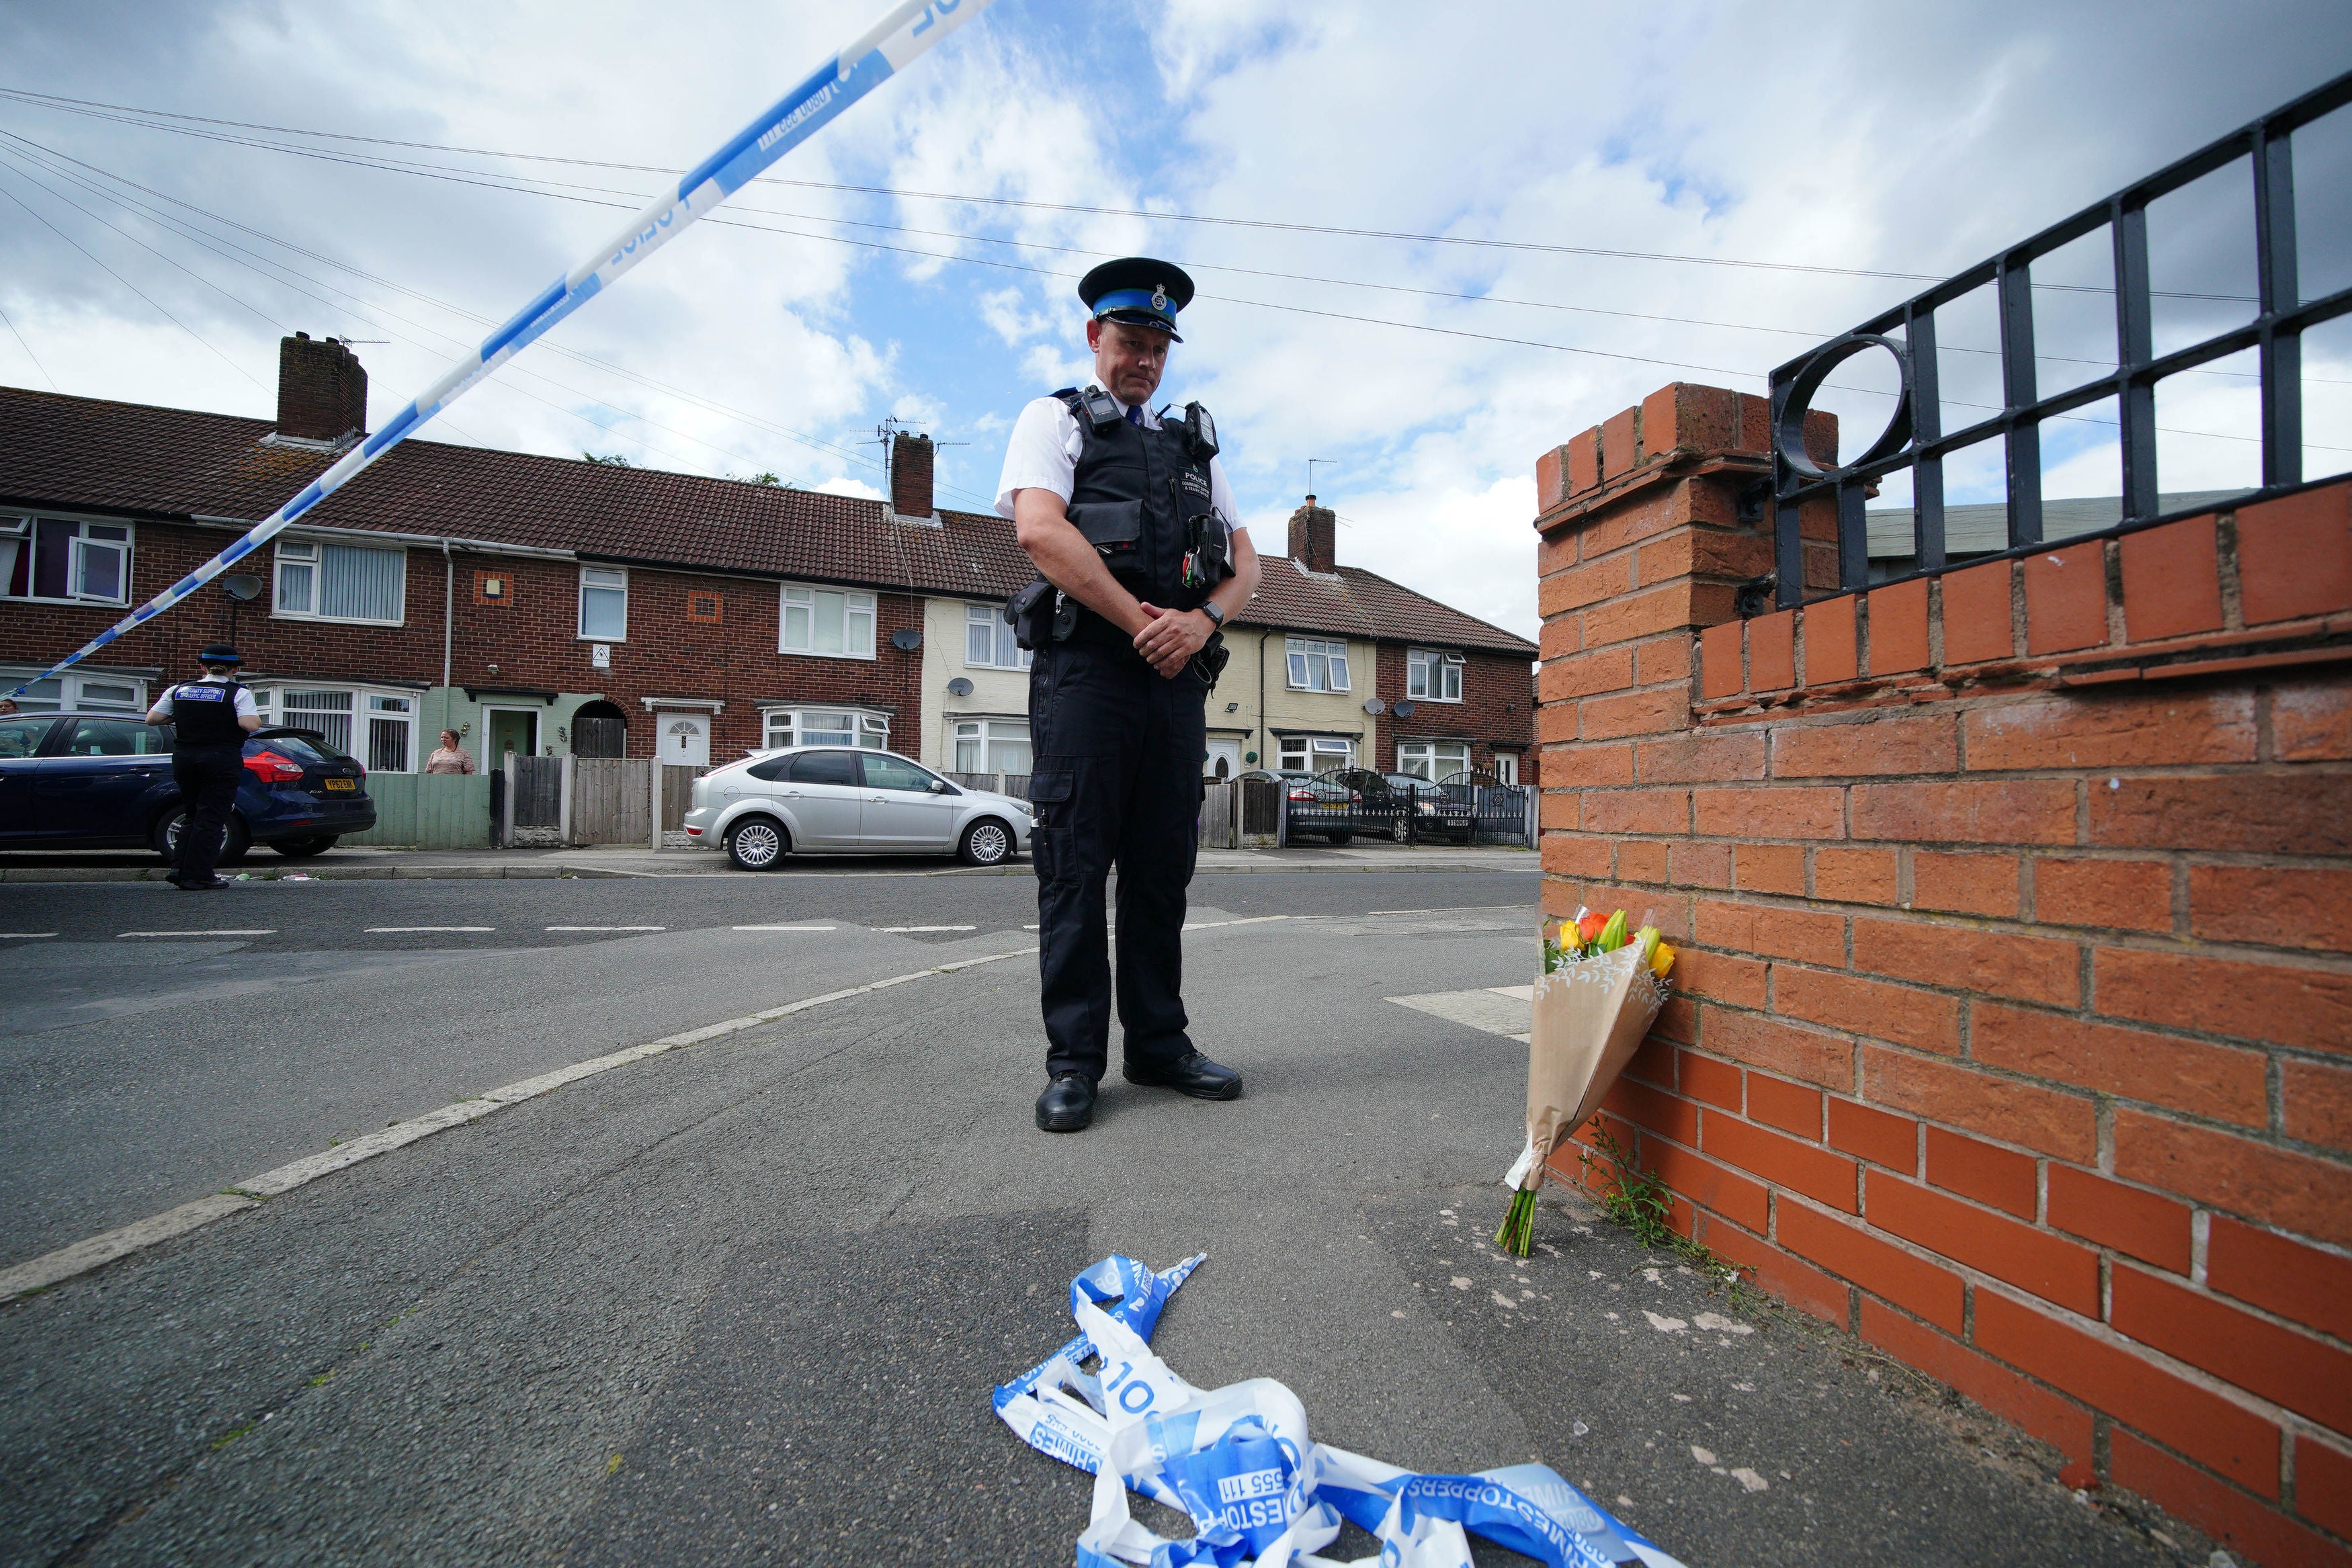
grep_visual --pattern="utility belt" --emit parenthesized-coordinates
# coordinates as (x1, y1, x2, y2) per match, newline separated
(1005, 581, 1229, 687)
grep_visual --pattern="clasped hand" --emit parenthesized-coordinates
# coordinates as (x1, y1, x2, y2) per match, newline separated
(1132, 603, 1210, 678)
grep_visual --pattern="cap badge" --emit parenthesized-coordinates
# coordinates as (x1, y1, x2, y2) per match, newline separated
(1150, 284, 1169, 312)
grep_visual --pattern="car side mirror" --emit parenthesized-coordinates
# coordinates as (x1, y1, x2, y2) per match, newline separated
(929, 779, 949, 793)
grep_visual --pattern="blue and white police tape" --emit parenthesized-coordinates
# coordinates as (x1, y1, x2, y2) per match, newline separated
(5, 0, 992, 701)
(994, 1255, 1690, 1568)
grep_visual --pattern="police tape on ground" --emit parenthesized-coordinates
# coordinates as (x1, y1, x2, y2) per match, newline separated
(993, 1254, 1689, 1568)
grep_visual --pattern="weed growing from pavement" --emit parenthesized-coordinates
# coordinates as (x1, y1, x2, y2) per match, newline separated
(1577, 1122, 1749, 1295)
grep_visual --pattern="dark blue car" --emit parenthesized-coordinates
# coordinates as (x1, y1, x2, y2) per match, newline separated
(0, 710, 376, 861)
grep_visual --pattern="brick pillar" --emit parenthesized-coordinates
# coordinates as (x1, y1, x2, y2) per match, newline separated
(1288, 497, 1337, 572)
(1534, 384, 1794, 932)
(888, 430, 936, 521)
(276, 333, 368, 443)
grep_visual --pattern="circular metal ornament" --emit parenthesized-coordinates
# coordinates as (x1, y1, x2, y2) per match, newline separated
(1774, 333, 1914, 482)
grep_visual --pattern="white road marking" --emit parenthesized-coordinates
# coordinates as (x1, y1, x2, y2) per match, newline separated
(0, 932, 59, 939)
(0, 941, 1041, 1302)
(118, 929, 278, 938)
(545, 925, 666, 932)
(366, 926, 495, 933)
(1181, 914, 1290, 930)
(731, 924, 837, 931)
(876, 924, 976, 932)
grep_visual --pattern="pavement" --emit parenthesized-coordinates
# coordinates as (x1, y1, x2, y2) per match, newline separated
(0, 841, 1538, 882)
(0, 869, 2219, 1566)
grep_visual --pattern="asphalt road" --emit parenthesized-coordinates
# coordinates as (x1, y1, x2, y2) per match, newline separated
(0, 870, 2203, 1565)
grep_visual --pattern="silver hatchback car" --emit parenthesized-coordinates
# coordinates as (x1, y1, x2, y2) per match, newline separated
(682, 745, 1033, 871)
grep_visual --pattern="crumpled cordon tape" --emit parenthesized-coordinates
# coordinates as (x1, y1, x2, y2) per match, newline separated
(993, 1254, 1689, 1568)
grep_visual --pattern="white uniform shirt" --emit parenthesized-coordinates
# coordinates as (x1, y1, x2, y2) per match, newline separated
(995, 383, 1245, 537)
(151, 672, 259, 721)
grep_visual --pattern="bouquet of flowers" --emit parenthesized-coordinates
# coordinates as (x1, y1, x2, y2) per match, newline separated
(1496, 907, 1675, 1255)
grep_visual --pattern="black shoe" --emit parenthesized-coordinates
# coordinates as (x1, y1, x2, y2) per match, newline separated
(174, 877, 227, 891)
(1123, 1051, 1242, 1100)
(1036, 1072, 1096, 1133)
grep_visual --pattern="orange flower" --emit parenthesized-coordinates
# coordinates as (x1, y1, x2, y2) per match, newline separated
(1577, 910, 1609, 945)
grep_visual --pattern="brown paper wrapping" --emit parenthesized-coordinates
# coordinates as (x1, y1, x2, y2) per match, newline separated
(1517, 945, 1669, 1192)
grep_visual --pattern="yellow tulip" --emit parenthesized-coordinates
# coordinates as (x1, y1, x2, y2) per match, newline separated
(1650, 941, 1676, 978)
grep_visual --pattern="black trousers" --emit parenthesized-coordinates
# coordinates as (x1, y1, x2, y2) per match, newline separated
(170, 745, 243, 883)
(1028, 636, 1208, 1082)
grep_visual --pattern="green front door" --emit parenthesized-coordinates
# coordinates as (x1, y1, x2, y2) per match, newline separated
(485, 708, 538, 767)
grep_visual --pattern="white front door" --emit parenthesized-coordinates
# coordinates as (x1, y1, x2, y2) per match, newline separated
(661, 713, 710, 767)
(1204, 738, 1241, 781)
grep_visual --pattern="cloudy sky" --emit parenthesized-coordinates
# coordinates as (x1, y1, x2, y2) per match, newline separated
(1, 0, 2347, 638)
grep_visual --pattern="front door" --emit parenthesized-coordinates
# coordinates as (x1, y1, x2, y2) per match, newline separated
(0, 715, 59, 842)
(1204, 738, 1241, 782)
(659, 713, 711, 767)
(857, 752, 963, 849)
(485, 708, 538, 769)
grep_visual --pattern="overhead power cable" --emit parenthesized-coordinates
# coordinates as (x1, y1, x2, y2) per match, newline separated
(0, 128, 994, 507)
(0, 84, 2259, 302)
(0, 167, 265, 390)
(0, 299, 58, 391)
(0, 107, 2296, 394)
(2, 103, 2332, 466)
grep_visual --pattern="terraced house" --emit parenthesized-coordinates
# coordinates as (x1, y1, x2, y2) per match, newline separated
(0, 335, 1534, 828)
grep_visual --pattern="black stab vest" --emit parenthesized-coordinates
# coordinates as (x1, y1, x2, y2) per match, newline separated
(1056, 390, 1222, 622)
(168, 680, 247, 748)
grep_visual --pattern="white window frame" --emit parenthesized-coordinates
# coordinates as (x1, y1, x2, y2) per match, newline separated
(1406, 648, 1464, 703)
(579, 565, 629, 642)
(1285, 637, 1350, 693)
(761, 706, 889, 752)
(1397, 739, 1472, 783)
(1, 515, 135, 607)
(780, 582, 878, 660)
(249, 683, 420, 772)
(272, 536, 407, 625)
(964, 601, 1032, 670)
(1277, 734, 1354, 774)
(0, 668, 146, 714)
(950, 717, 1033, 776)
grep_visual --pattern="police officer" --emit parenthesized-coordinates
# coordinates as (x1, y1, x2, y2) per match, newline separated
(996, 258, 1263, 1133)
(146, 643, 261, 891)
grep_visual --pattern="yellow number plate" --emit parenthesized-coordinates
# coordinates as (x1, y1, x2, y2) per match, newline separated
(323, 777, 357, 791)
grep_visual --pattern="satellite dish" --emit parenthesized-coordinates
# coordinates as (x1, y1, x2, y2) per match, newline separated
(222, 574, 263, 601)
(1393, 700, 1417, 717)
(890, 627, 923, 651)
(946, 677, 974, 697)
(1363, 697, 1386, 715)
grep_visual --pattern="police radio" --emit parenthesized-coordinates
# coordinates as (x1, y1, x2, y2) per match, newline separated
(1180, 401, 1217, 460)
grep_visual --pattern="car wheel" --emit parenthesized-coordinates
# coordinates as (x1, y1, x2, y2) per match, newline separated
(1389, 819, 1410, 843)
(726, 816, 788, 871)
(960, 818, 1013, 867)
(269, 835, 338, 858)
(154, 810, 252, 865)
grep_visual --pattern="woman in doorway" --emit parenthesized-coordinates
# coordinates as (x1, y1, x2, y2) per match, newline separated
(425, 730, 475, 775)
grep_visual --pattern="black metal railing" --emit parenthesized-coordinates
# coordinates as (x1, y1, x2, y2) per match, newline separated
(1768, 69, 2352, 610)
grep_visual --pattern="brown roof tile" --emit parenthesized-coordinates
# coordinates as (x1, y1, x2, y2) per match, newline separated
(0, 386, 1533, 657)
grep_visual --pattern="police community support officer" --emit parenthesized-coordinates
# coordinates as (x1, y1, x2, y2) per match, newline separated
(996, 258, 1264, 1134)
(145, 643, 261, 891)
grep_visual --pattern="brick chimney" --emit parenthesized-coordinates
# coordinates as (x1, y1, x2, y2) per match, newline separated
(1288, 495, 1337, 574)
(886, 429, 936, 521)
(276, 333, 367, 444)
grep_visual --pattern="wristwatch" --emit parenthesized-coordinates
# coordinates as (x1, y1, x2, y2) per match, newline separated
(1201, 600, 1226, 628)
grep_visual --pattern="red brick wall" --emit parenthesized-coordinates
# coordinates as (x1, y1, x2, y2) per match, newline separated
(2, 520, 925, 761)
(1536, 382, 2352, 1568)
(1373, 643, 1535, 777)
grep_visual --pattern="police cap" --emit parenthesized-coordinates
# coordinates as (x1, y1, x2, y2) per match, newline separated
(197, 643, 243, 667)
(1079, 257, 1194, 343)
